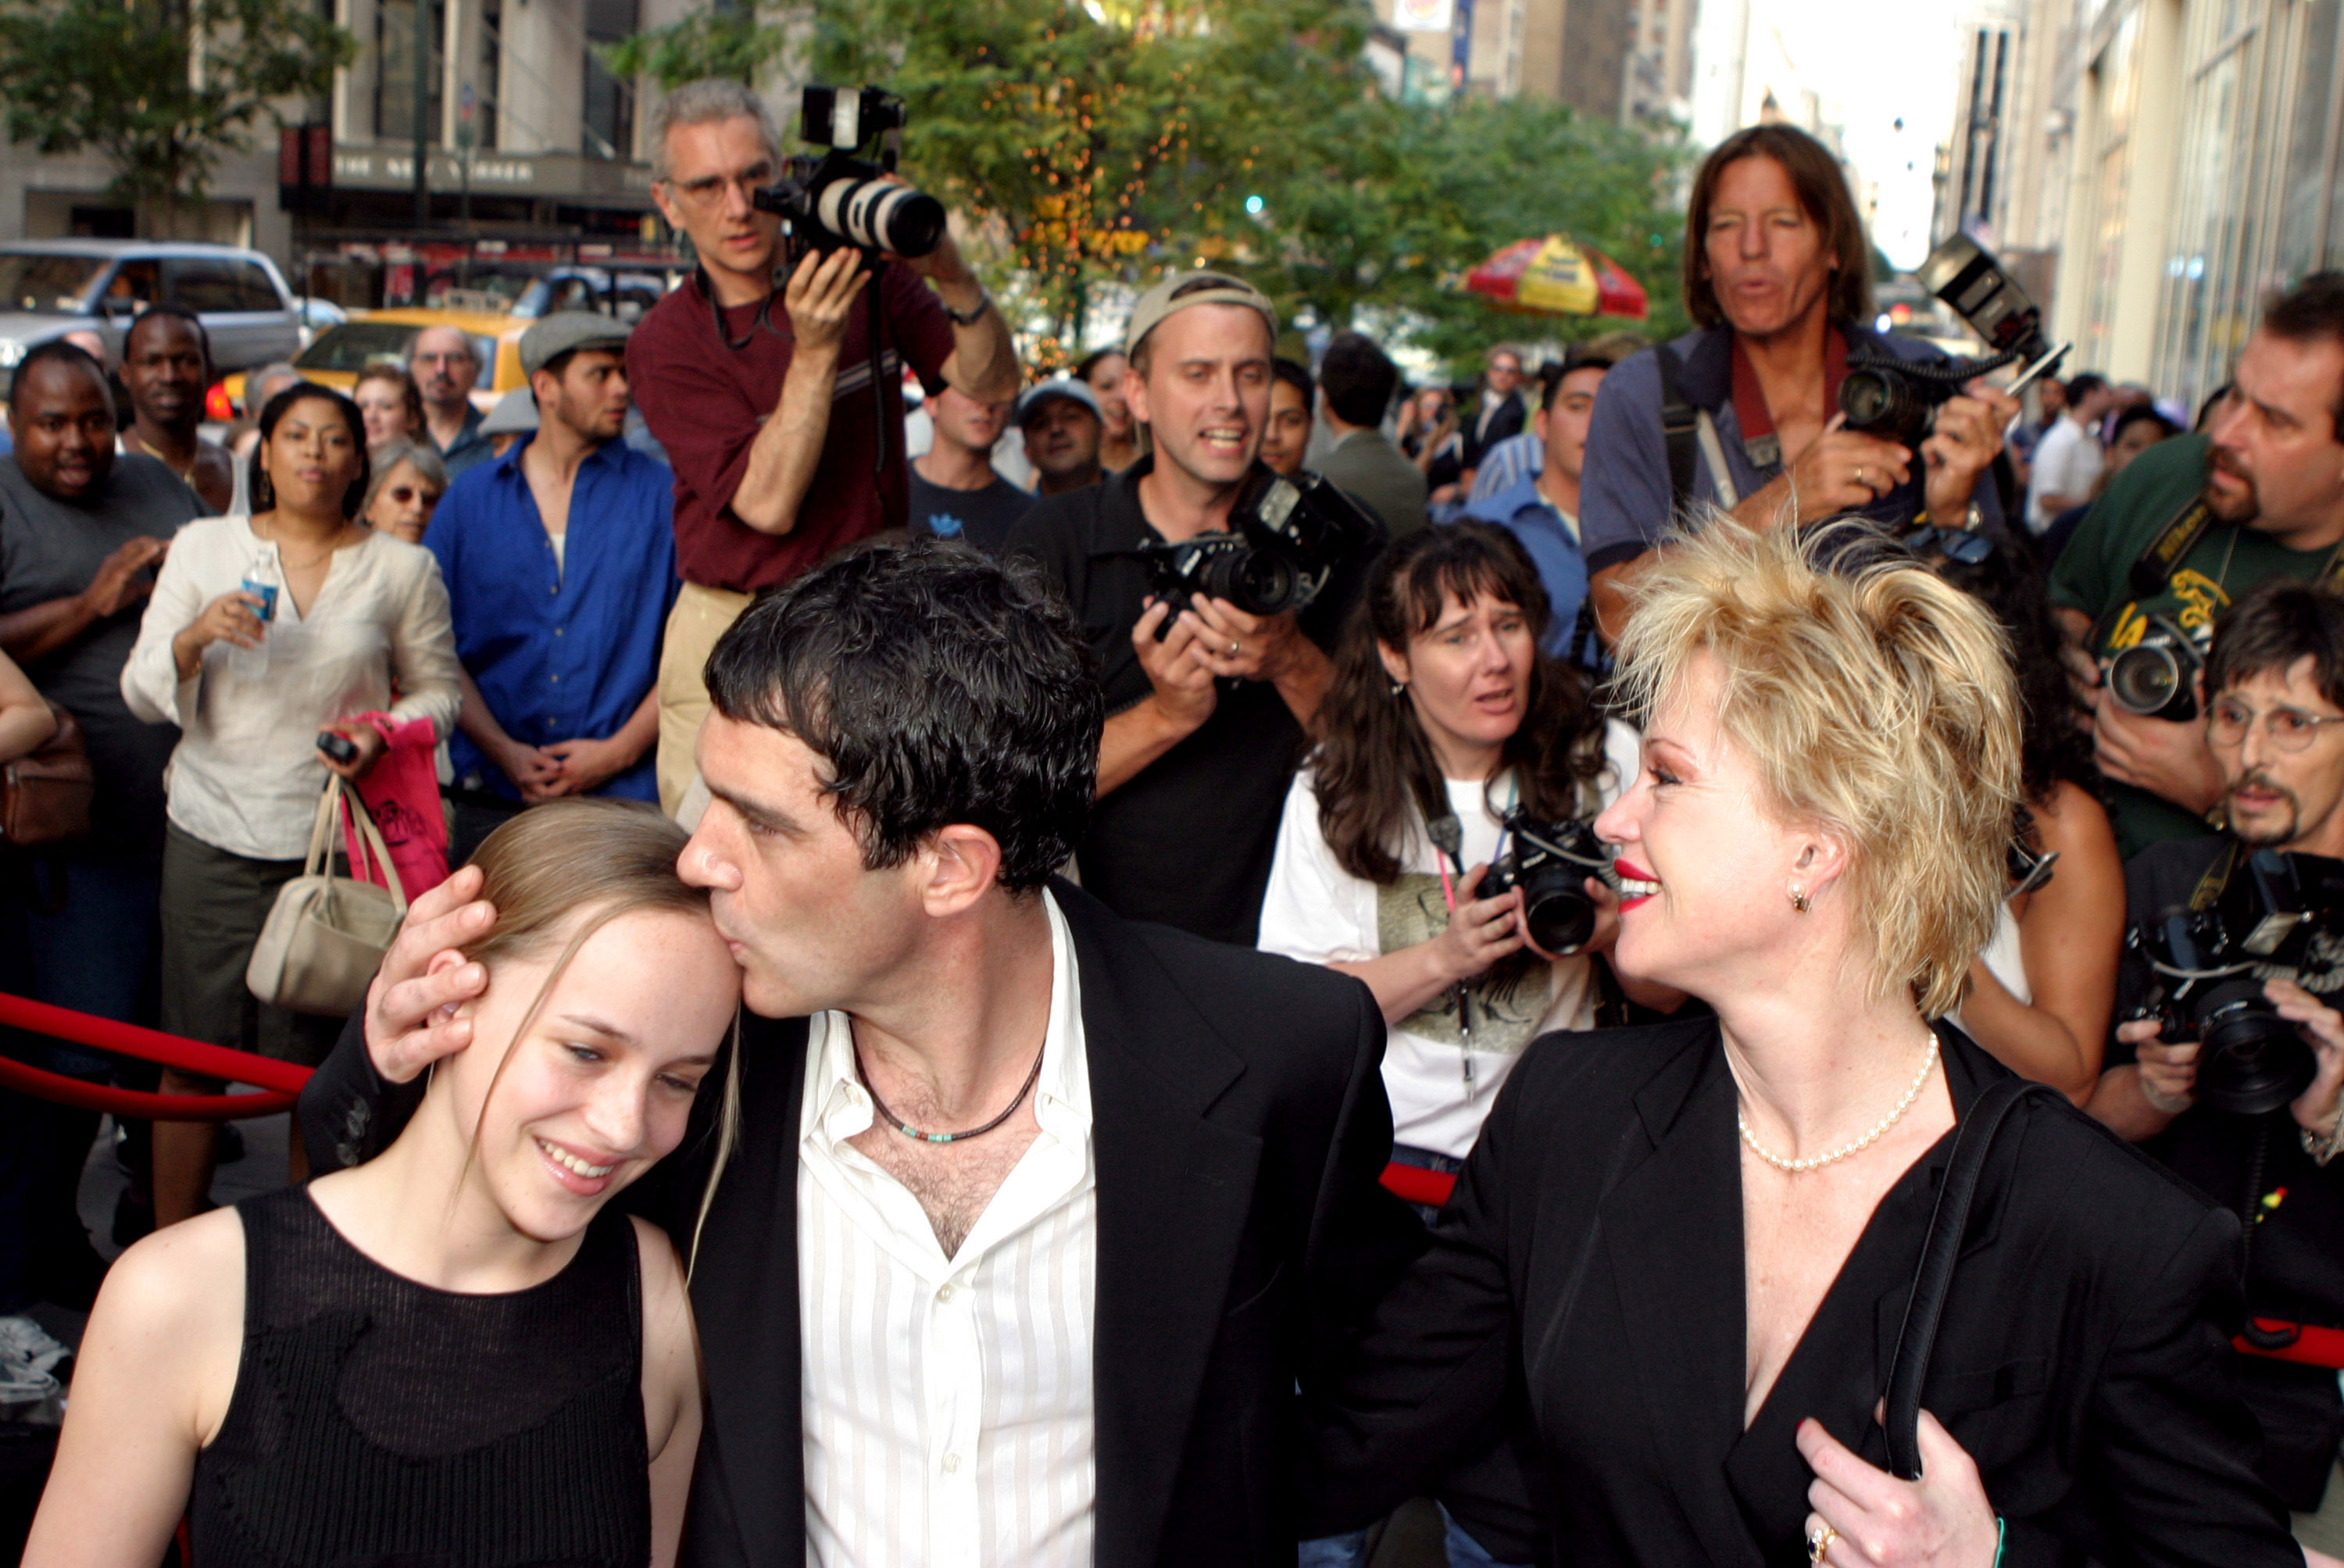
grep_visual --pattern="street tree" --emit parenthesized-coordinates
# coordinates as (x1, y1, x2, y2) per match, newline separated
(614, 0, 1685, 372)
(0, 0, 356, 237)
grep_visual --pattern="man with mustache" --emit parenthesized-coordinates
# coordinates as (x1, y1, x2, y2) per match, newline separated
(2089, 579, 2344, 1555)
(409, 325, 494, 480)
(2052, 273, 2344, 858)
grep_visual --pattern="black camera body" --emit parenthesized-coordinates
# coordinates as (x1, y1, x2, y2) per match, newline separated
(752, 86, 945, 259)
(1142, 467, 1379, 631)
(1474, 812, 1613, 956)
(2104, 614, 2206, 723)
(2130, 849, 2344, 1114)
(1838, 233, 2060, 448)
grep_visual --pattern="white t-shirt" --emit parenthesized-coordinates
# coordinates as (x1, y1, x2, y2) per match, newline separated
(2024, 415, 2105, 532)
(1258, 719, 1642, 1159)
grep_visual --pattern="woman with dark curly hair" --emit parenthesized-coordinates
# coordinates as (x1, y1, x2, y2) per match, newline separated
(1909, 523, 2122, 1099)
(1259, 524, 1679, 1192)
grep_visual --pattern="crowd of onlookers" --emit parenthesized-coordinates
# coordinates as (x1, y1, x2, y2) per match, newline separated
(6, 92, 2344, 1563)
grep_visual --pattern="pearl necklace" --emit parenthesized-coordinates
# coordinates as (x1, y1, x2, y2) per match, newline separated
(1737, 1034, 1941, 1173)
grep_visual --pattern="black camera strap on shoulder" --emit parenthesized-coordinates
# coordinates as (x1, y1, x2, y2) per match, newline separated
(1881, 1075, 2062, 1480)
(2191, 839, 2243, 916)
(2126, 494, 2217, 602)
(1655, 344, 1699, 514)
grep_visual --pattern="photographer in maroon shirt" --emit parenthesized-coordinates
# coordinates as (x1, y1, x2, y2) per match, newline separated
(631, 80, 1020, 814)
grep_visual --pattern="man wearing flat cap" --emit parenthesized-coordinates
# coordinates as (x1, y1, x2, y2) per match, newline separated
(424, 311, 678, 859)
(1006, 270, 1385, 945)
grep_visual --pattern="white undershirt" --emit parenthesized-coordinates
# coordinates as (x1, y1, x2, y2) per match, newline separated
(797, 891, 1096, 1568)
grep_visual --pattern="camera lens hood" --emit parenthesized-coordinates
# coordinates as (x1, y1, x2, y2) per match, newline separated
(2192, 978, 2319, 1115)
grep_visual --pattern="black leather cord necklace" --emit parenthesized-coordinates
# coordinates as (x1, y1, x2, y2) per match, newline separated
(853, 1038, 1047, 1145)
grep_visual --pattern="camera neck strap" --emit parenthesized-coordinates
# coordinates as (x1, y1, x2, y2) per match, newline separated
(2191, 840, 2242, 915)
(2126, 491, 2344, 605)
(2127, 495, 2217, 602)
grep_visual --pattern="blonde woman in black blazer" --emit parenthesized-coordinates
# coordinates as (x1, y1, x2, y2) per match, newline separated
(1306, 518, 2299, 1567)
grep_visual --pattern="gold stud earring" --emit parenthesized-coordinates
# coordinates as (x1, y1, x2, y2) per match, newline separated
(1789, 884, 1810, 914)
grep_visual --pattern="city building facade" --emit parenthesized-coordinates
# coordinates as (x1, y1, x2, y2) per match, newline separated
(1942, 0, 2344, 413)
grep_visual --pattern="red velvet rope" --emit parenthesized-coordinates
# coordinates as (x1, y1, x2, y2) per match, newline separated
(0, 991, 312, 1120)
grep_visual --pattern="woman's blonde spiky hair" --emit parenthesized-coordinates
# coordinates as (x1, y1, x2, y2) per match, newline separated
(1610, 513, 2022, 1018)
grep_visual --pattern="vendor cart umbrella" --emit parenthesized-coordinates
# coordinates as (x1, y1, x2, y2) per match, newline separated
(1464, 235, 1649, 320)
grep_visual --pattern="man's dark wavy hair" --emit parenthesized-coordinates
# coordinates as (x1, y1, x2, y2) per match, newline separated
(703, 539, 1103, 893)
(2209, 579, 2344, 714)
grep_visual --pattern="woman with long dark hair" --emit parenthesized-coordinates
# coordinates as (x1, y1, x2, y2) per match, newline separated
(1910, 524, 2123, 1099)
(1260, 523, 1677, 1184)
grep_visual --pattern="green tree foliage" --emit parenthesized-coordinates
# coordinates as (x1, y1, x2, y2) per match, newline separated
(615, 0, 1685, 373)
(0, 0, 355, 232)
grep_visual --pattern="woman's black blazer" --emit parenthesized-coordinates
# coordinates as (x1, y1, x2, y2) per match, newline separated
(1306, 1017, 2299, 1566)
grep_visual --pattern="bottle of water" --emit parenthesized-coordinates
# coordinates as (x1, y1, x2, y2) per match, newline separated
(238, 547, 281, 624)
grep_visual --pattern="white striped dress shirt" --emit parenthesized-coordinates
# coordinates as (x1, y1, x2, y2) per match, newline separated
(798, 891, 1097, 1568)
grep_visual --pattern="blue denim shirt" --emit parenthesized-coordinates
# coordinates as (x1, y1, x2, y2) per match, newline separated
(424, 434, 677, 801)
(1454, 475, 1589, 663)
(1578, 325, 2010, 575)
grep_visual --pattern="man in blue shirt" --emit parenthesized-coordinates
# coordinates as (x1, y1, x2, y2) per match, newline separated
(427, 313, 676, 855)
(1456, 348, 1612, 669)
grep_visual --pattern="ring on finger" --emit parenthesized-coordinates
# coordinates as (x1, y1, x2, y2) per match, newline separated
(1806, 1522, 1839, 1566)
(1227, 639, 1241, 657)
(1854, 465, 1867, 487)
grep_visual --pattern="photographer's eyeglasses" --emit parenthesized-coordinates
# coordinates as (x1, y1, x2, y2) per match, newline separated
(2207, 698, 2344, 752)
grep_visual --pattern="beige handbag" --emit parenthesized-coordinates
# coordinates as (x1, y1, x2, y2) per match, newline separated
(246, 775, 409, 1016)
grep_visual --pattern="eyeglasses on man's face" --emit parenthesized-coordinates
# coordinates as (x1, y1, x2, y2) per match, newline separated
(2208, 696, 2344, 752)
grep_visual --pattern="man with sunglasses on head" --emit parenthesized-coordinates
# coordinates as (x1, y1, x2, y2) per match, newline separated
(2089, 580, 2344, 1558)
(628, 78, 1020, 815)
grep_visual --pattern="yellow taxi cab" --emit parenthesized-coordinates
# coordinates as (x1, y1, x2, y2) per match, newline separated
(216, 306, 527, 416)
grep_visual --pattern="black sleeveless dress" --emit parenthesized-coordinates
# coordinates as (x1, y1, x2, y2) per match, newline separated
(188, 1185, 652, 1568)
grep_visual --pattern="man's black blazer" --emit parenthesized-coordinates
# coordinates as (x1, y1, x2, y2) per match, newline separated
(1302, 1017, 2298, 1567)
(301, 879, 1423, 1567)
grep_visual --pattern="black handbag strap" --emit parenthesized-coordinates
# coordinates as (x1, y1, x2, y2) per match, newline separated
(1881, 1073, 2060, 1479)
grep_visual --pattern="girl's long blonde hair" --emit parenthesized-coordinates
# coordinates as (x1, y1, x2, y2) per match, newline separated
(457, 798, 741, 1276)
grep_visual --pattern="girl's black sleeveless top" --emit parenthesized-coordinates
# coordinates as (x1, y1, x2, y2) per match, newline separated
(188, 1185, 651, 1568)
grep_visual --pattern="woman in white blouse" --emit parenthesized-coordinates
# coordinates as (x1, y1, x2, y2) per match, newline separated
(1260, 525, 1681, 1206)
(123, 383, 462, 1225)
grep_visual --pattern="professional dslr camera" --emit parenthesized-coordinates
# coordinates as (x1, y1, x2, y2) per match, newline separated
(1474, 811, 1615, 956)
(1142, 468, 1379, 629)
(2103, 614, 2205, 723)
(754, 86, 945, 258)
(2129, 849, 2344, 1113)
(1838, 233, 2067, 448)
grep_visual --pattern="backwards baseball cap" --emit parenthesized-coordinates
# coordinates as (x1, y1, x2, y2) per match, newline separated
(520, 311, 632, 378)
(1120, 270, 1277, 359)
(1014, 377, 1101, 427)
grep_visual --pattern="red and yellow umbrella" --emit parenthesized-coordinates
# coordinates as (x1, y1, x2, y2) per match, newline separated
(1465, 235, 1649, 319)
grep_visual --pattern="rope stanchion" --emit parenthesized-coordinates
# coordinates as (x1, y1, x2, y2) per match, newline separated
(0, 990, 313, 1120)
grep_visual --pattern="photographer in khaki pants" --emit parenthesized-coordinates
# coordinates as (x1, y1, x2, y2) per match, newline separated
(627, 79, 1018, 813)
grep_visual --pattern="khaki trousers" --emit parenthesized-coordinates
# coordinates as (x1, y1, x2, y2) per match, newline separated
(656, 581, 755, 817)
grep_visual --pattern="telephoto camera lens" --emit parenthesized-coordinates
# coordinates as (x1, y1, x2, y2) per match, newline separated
(1199, 548, 1300, 616)
(1519, 877, 1599, 955)
(2106, 640, 2199, 722)
(815, 175, 946, 257)
(2189, 977, 2319, 1115)
(1837, 366, 1934, 448)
